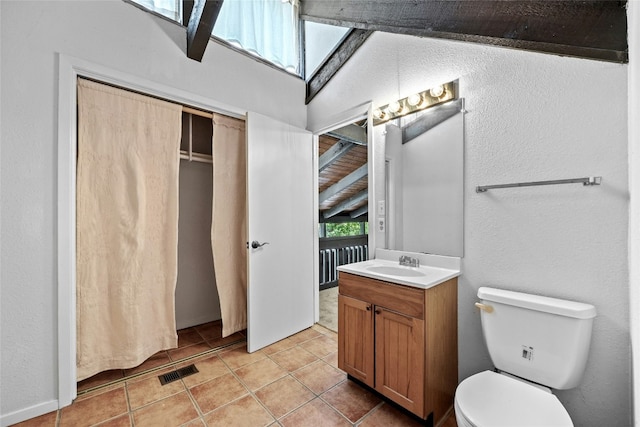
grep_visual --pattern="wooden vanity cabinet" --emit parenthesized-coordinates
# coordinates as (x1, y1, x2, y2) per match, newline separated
(338, 272, 457, 424)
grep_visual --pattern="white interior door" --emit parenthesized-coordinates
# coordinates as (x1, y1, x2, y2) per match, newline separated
(246, 112, 315, 352)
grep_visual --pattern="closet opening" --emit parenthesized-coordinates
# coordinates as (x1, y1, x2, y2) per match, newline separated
(76, 86, 246, 394)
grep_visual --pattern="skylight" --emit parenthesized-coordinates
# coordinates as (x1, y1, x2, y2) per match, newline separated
(133, 0, 181, 22)
(130, 0, 299, 74)
(213, 0, 299, 74)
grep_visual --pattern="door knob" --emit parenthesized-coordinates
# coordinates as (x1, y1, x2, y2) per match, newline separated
(250, 241, 270, 249)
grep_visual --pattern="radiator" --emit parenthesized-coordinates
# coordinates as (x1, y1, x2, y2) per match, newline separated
(319, 244, 368, 286)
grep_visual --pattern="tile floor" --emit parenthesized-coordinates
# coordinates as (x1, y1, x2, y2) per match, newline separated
(13, 324, 458, 427)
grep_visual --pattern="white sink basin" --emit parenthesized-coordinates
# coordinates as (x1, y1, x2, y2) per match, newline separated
(366, 265, 426, 277)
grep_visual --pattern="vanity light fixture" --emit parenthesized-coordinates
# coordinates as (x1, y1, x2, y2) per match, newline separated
(373, 81, 457, 126)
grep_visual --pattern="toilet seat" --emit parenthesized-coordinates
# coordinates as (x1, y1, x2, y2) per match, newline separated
(455, 370, 573, 427)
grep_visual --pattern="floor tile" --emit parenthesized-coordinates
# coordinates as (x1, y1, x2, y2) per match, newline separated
(219, 345, 266, 370)
(59, 386, 128, 426)
(358, 403, 424, 426)
(203, 395, 274, 427)
(279, 398, 350, 427)
(94, 413, 132, 427)
(11, 410, 58, 426)
(206, 331, 245, 348)
(293, 360, 346, 394)
(254, 376, 315, 419)
(287, 328, 322, 344)
(178, 328, 205, 347)
(194, 321, 223, 341)
(322, 380, 382, 423)
(234, 358, 288, 391)
(323, 351, 339, 370)
(299, 334, 337, 358)
(78, 369, 124, 392)
(168, 342, 212, 362)
(181, 419, 206, 427)
(132, 391, 199, 427)
(269, 346, 318, 372)
(179, 354, 231, 388)
(261, 337, 296, 355)
(189, 373, 248, 414)
(126, 370, 186, 409)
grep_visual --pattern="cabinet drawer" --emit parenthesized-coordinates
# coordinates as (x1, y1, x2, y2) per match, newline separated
(339, 272, 424, 319)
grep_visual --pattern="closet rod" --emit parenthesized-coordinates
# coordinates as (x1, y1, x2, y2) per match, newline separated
(183, 106, 213, 119)
(180, 151, 213, 164)
(476, 176, 602, 193)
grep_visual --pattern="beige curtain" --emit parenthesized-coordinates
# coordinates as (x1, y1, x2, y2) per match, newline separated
(76, 79, 181, 381)
(211, 114, 247, 337)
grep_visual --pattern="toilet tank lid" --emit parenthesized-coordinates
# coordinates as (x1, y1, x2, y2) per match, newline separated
(478, 287, 596, 319)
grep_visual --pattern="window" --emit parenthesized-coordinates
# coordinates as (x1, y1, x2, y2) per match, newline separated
(130, 0, 300, 74)
(322, 222, 368, 238)
(132, 0, 181, 22)
(213, 0, 300, 74)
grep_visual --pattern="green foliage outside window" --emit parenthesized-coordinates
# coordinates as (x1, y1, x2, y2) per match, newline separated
(324, 222, 368, 237)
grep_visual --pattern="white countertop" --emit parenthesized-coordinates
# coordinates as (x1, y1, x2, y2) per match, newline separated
(337, 255, 461, 290)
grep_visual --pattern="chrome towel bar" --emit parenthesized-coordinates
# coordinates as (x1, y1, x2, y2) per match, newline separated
(476, 176, 602, 193)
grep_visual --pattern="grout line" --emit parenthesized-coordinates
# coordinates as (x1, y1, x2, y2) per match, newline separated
(77, 338, 245, 397)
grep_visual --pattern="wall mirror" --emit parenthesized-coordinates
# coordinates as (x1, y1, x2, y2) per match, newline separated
(381, 98, 464, 257)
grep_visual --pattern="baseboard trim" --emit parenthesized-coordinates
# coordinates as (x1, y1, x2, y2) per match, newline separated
(1, 399, 58, 427)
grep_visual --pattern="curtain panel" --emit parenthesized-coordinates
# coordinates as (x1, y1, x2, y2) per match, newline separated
(211, 114, 248, 337)
(76, 79, 181, 381)
(213, 0, 299, 73)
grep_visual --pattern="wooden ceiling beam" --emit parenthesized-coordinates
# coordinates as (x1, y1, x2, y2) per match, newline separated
(319, 163, 368, 203)
(300, 0, 628, 63)
(319, 140, 356, 171)
(187, 0, 224, 62)
(350, 205, 368, 219)
(306, 29, 373, 103)
(323, 189, 368, 218)
(403, 99, 464, 144)
(327, 123, 367, 145)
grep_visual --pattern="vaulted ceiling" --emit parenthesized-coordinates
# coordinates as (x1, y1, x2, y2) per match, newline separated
(183, 0, 628, 223)
(185, 1, 628, 100)
(301, 0, 628, 102)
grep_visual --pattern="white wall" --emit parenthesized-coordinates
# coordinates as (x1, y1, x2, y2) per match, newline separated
(308, 32, 631, 425)
(176, 160, 221, 330)
(0, 0, 305, 422)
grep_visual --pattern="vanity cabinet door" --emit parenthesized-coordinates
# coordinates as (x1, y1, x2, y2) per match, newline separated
(374, 307, 425, 418)
(338, 294, 374, 387)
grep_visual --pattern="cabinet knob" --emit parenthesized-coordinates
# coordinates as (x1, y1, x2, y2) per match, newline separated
(366, 305, 371, 311)
(375, 309, 381, 315)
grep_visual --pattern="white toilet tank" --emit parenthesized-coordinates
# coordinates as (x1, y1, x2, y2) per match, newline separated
(477, 287, 596, 390)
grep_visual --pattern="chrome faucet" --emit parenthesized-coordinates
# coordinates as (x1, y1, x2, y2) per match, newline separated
(399, 255, 420, 268)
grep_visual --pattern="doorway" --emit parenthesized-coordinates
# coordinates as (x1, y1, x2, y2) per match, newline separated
(316, 119, 369, 332)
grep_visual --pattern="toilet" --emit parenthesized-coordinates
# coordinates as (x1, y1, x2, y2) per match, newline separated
(455, 287, 597, 427)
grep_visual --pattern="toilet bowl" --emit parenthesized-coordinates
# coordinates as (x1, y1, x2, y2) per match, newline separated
(454, 287, 596, 427)
(454, 371, 572, 427)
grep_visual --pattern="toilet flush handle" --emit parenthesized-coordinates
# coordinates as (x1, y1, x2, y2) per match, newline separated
(475, 302, 494, 313)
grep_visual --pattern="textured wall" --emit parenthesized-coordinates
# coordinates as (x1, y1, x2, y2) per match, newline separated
(0, 0, 305, 421)
(308, 33, 630, 425)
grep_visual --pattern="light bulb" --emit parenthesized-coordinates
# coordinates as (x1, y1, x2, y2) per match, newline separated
(388, 101, 402, 114)
(407, 93, 422, 107)
(429, 85, 445, 98)
(373, 108, 385, 120)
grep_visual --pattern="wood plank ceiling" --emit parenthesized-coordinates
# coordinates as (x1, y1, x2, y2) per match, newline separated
(318, 123, 368, 222)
